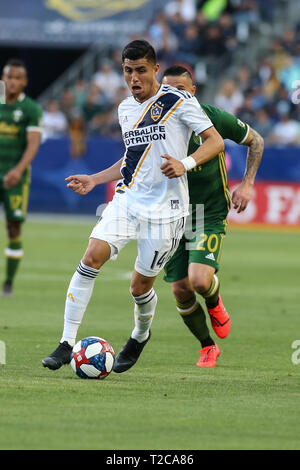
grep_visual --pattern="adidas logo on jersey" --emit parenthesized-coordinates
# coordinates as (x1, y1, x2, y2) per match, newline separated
(205, 253, 215, 261)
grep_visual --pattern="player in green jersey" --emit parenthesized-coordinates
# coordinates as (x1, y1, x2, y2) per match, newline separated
(0, 59, 43, 296)
(162, 65, 264, 367)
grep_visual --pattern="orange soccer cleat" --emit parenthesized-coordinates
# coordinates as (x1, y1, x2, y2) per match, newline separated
(207, 294, 231, 339)
(196, 344, 220, 367)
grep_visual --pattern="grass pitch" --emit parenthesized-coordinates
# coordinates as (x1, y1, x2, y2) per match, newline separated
(0, 217, 299, 450)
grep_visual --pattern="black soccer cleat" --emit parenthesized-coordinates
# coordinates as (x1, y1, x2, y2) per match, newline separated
(1, 281, 13, 297)
(42, 341, 73, 370)
(113, 331, 151, 373)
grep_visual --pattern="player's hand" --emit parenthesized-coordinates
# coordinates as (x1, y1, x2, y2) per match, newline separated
(231, 180, 253, 213)
(65, 174, 96, 195)
(160, 154, 186, 179)
(3, 168, 22, 188)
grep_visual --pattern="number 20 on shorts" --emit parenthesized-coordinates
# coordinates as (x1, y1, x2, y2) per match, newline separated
(196, 233, 219, 252)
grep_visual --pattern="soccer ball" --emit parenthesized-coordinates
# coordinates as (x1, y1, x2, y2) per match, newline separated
(70, 336, 115, 380)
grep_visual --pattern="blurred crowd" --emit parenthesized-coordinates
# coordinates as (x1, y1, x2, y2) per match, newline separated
(41, 0, 300, 150)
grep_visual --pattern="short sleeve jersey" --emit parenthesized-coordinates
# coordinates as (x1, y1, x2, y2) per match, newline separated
(116, 84, 213, 222)
(187, 103, 249, 222)
(0, 93, 43, 185)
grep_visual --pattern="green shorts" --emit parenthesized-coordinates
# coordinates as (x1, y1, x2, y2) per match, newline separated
(0, 181, 30, 222)
(164, 219, 227, 283)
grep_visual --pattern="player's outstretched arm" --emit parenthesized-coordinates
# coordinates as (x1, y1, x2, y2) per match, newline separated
(231, 127, 264, 213)
(66, 157, 123, 195)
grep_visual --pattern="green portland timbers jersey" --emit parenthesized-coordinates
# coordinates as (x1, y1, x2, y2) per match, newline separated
(0, 94, 43, 185)
(187, 103, 249, 221)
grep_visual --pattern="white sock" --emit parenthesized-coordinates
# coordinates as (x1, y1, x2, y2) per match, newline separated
(60, 261, 99, 346)
(131, 288, 157, 343)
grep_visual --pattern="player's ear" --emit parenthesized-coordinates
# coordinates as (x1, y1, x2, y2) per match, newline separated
(154, 63, 160, 75)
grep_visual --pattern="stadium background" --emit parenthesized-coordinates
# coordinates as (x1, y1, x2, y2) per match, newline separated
(0, 0, 299, 226)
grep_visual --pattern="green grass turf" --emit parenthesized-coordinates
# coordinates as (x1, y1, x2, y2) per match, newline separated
(0, 217, 299, 450)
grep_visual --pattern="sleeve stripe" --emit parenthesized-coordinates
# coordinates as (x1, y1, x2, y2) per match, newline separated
(160, 99, 184, 124)
(239, 124, 250, 144)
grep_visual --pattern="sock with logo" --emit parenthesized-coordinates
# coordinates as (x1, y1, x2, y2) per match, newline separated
(176, 295, 214, 346)
(131, 288, 157, 343)
(4, 238, 24, 285)
(202, 274, 220, 309)
(60, 261, 100, 347)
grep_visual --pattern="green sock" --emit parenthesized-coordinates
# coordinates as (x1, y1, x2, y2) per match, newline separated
(176, 296, 213, 345)
(202, 274, 220, 308)
(5, 239, 23, 284)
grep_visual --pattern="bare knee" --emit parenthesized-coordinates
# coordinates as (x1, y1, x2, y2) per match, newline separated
(130, 270, 155, 297)
(188, 264, 215, 295)
(82, 239, 111, 270)
(172, 278, 194, 303)
(189, 273, 213, 294)
(6, 220, 22, 240)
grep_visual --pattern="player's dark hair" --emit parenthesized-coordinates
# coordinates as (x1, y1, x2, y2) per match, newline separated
(122, 40, 156, 64)
(163, 65, 194, 82)
(5, 58, 27, 72)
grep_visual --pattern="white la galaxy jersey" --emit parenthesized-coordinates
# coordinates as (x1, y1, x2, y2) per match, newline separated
(114, 84, 213, 222)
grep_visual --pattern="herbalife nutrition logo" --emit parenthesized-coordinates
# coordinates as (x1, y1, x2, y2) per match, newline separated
(0, 80, 5, 104)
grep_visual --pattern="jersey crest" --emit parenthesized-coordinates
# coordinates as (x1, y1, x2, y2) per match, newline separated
(150, 103, 163, 122)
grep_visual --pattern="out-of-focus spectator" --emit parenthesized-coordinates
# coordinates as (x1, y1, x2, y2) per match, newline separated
(277, 54, 300, 92)
(81, 85, 109, 135)
(236, 65, 253, 93)
(226, 0, 259, 26)
(215, 79, 244, 114)
(257, 59, 281, 100)
(275, 85, 293, 118)
(176, 22, 202, 65)
(152, 18, 179, 62)
(201, 23, 227, 59)
(70, 79, 89, 108)
(253, 108, 273, 140)
(42, 99, 68, 140)
(92, 61, 123, 105)
(60, 89, 78, 123)
(280, 28, 299, 57)
(68, 109, 86, 158)
(165, 0, 197, 22)
(219, 12, 239, 52)
(268, 112, 300, 146)
(236, 95, 256, 126)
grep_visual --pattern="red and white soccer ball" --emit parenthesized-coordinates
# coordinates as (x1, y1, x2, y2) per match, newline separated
(70, 336, 115, 380)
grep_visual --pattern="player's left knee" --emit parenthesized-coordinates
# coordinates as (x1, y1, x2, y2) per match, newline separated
(190, 275, 212, 295)
(130, 279, 154, 298)
(6, 220, 22, 240)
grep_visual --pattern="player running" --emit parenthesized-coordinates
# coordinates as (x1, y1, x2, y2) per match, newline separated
(162, 65, 264, 367)
(42, 40, 224, 373)
(0, 59, 43, 296)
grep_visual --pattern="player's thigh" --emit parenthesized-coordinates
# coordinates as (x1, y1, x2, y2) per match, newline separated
(135, 217, 185, 277)
(89, 200, 135, 261)
(3, 182, 30, 222)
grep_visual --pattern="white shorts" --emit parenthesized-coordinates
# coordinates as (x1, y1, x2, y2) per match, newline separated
(90, 200, 186, 277)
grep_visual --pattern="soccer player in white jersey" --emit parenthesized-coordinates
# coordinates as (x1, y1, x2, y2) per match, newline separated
(42, 40, 224, 373)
